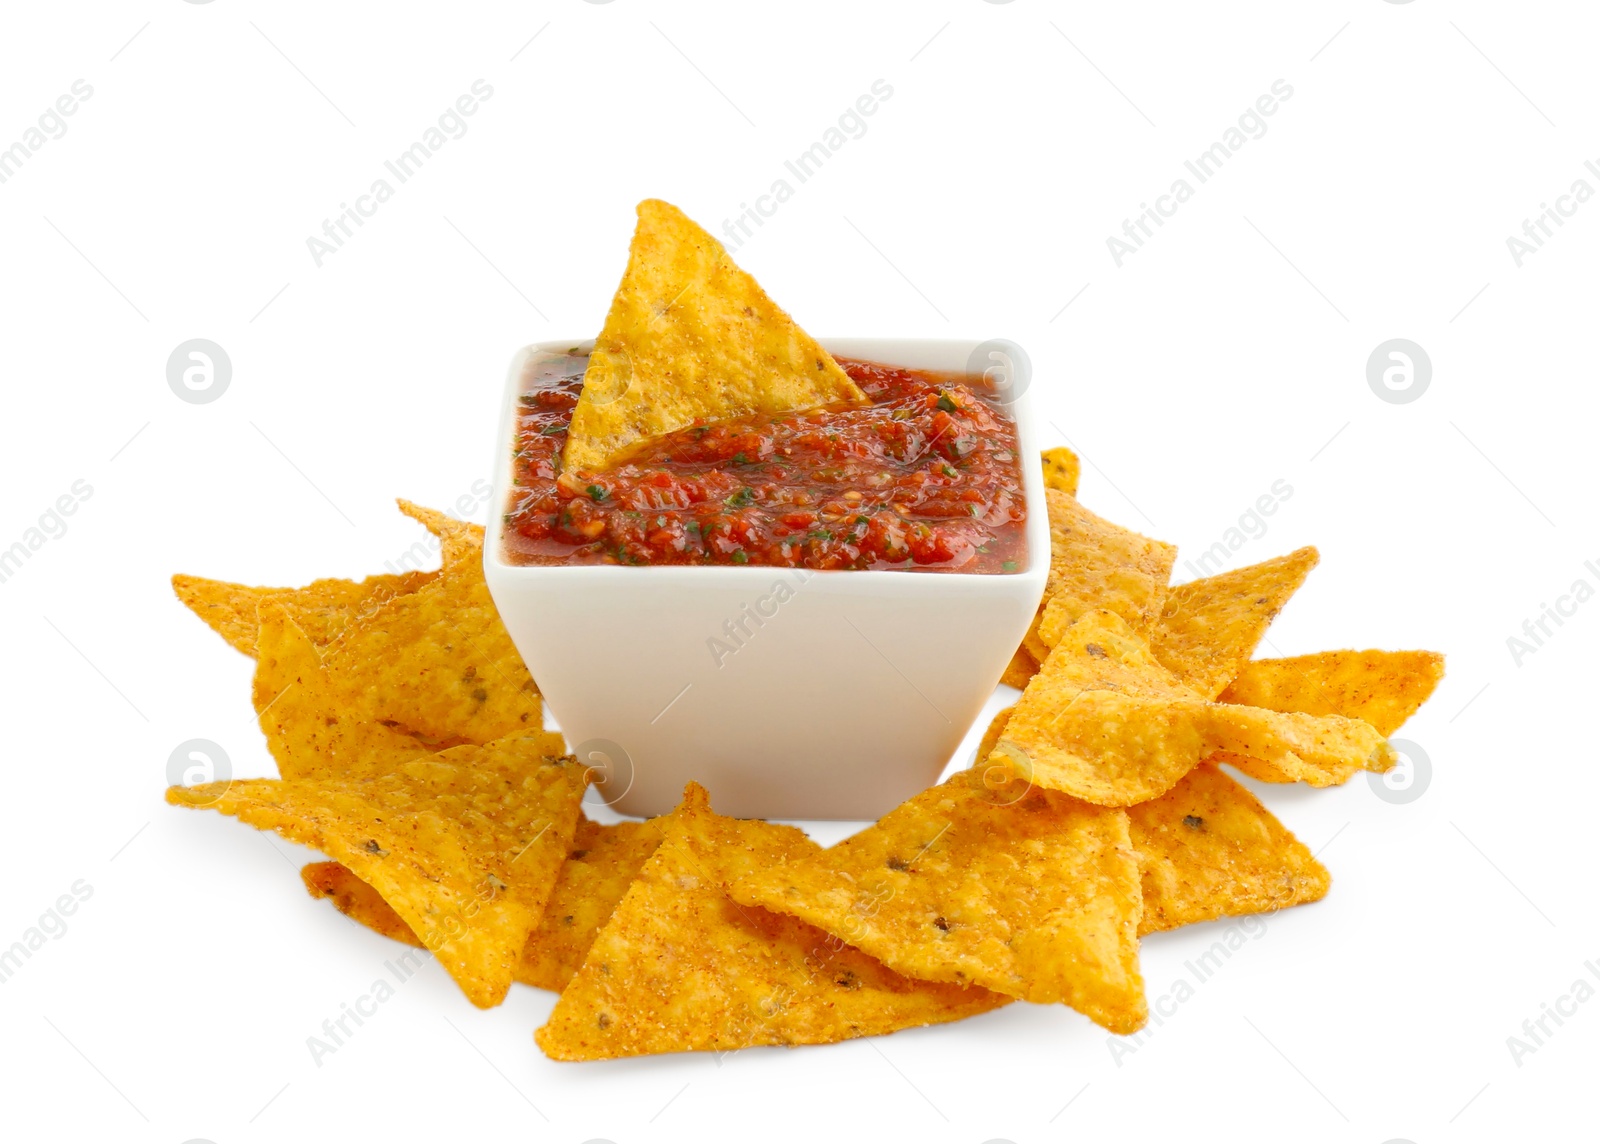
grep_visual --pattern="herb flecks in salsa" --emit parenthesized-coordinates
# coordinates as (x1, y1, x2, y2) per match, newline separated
(502, 354, 1027, 573)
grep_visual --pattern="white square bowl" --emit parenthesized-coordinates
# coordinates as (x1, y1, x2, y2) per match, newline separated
(483, 338, 1049, 820)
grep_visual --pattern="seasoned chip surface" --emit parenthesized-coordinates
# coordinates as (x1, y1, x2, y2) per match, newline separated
(173, 570, 432, 657)
(1000, 648, 1037, 690)
(975, 706, 1014, 767)
(244, 502, 547, 778)
(169, 740, 587, 1008)
(1218, 650, 1445, 738)
(303, 816, 661, 991)
(1010, 490, 1178, 690)
(971, 709, 1330, 937)
(1128, 763, 1330, 934)
(536, 784, 1007, 1060)
(253, 603, 445, 780)
(730, 769, 1147, 1034)
(997, 610, 1395, 804)
(1040, 490, 1178, 636)
(1041, 446, 1081, 496)
(314, 501, 542, 744)
(1148, 547, 1319, 699)
(562, 200, 866, 475)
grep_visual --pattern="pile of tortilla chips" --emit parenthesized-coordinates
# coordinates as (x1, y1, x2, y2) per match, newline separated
(166, 199, 1442, 1060)
(730, 465, 1441, 1037)
(168, 472, 1441, 1056)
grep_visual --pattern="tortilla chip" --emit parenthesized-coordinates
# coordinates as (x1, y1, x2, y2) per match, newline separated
(1041, 446, 1081, 496)
(1128, 763, 1329, 935)
(1006, 492, 1177, 691)
(179, 500, 539, 749)
(561, 200, 867, 475)
(1039, 490, 1177, 637)
(303, 817, 662, 991)
(394, 499, 484, 572)
(286, 502, 541, 745)
(302, 861, 423, 947)
(536, 784, 1008, 1060)
(173, 570, 432, 657)
(1000, 648, 1037, 690)
(975, 706, 1013, 767)
(253, 603, 445, 780)
(730, 769, 1146, 1034)
(168, 740, 588, 1008)
(1148, 547, 1320, 698)
(343, 501, 539, 736)
(1218, 650, 1445, 738)
(977, 708, 1327, 936)
(1022, 622, 1053, 667)
(996, 610, 1395, 804)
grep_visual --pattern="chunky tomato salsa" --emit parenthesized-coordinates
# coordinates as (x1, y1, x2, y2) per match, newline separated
(501, 352, 1027, 573)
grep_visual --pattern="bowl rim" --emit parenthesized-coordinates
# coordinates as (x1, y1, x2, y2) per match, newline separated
(484, 336, 1051, 588)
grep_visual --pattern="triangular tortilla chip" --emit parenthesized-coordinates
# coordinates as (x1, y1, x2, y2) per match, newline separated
(304, 860, 423, 946)
(301, 818, 660, 990)
(1000, 648, 1038, 690)
(1022, 625, 1054, 668)
(1218, 650, 1445, 738)
(536, 784, 1007, 1059)
(1147, 547, 1320, 699)
(1041, 446, 1081, 496)
(729, 770, 1147, 1034)
(308, 503, 540, 744)
(394, 499, 484, 573)
(995, 610, 1395, 804)
(173, 570, 433, 657)
(977, 709, 1326, 936)
(171, 499, 473, 658)
(1012, 491, 1178, 688)
(561, 200, 866, 474)
(168, 739, 588, 1007)
(303, 816, 662, 991)
(1041, 490, 1178, 634)
(1128, 763, 1329, 934)
(253, 603, 446, 780)
(180, 501, 539, 748)
(975, 705, 1013, 767)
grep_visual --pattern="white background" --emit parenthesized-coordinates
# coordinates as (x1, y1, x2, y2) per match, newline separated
(0, 2, 1594, 1141)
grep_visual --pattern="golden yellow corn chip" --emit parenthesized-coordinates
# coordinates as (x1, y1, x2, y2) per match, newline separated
(317, 587, 541, 746)
(1218, 650, 1445, 738)
(1040, 490, 1177, 637)
(293, 503, 541, 746)
(1041, 446, 1081, 496)
(1024, 627, 1049, 672)
(1206, 706, 1399, 787)
(517, 818, 664, 991)
(303, 861, 422, 946)
(1000, 648, 1037, 690)
(173, 571, 433, 657)
(1148, 547, 1319, 698)
(1128, 763, 1329, 935)
(394, 499, 483, 573)
(561, 200, 867, 475)
(253, 603, 443, 780)
(729, 769, 1146, 1034)
(1007, 491, 1177, 691)
(303, 816, 662, 991)
(174, 499, 492, 662)
(996, 610, 1395, 804)
(975, 706, 1013, 766)
(975, 708, 1325, 936)
(168, 740, 588, 1008)
(536, 784, 1007, 1060)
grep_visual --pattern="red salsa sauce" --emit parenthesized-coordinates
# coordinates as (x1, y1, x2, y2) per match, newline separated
(501, 352, 1027, 573)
